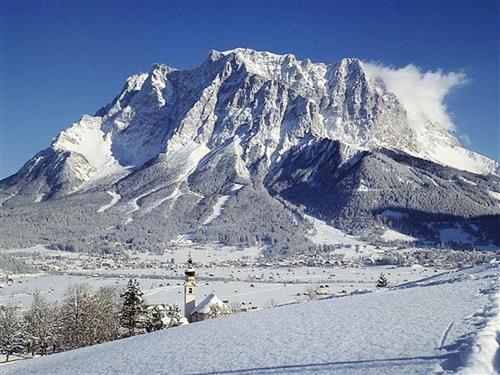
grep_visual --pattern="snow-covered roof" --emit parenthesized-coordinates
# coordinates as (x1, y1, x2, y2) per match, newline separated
(191, 293, 224, 315)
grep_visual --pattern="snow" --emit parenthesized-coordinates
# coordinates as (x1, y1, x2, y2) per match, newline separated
(381, 229, 417, 243)
(191, 293, 224, 314)
(52, 115, 124, 184)
(425, 175, 440, 187)
(0, 192, 17, 206)
(232, 135, 251, 180)
(140, 142, 211, 215)
(3, 264, 498, 375)
(419, 139, 497, 175)
(457, 281, 499, 375)
(143, 187, 181, 214)
(303, 214, 371, 258)
(124, 142, 210, 219)
(231, 183, 244, 191)
(439, 226, 475, 244)
(459, 176, 477, 186)
(96, 190, 121, 213)
(305, 215, 364, 246)
(215, 48, 328, 94)
(357, 179, 380, 192)
(488, 190, 500, 201)
(203, 195, 230, 225)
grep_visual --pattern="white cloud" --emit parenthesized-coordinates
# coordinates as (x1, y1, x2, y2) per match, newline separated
(364, 62, 467, 132)
(459, 133, 471, 146)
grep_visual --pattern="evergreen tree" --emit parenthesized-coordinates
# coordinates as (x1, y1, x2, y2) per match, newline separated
(120, 279, 146, 336)
(376, 273, 388, 288)
(146, 306, 164, 332)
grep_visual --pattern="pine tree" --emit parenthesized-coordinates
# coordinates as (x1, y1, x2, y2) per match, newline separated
(0, 305, 26, 362)
(120, 279, 146, 336)
(376, 273, 388, 288)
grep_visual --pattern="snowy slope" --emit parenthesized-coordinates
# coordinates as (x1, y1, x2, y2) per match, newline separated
(3, 264, 498, 375)
(1, 48, 499, 252)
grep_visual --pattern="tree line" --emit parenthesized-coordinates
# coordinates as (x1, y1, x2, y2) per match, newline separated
(0, 279, 186, 362)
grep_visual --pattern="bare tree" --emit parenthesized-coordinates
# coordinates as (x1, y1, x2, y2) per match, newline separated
(60, 284, 95, 350)
(24, 292, 58, 356)
(0, 305, 25, 362)
(93, 286, 121, 343)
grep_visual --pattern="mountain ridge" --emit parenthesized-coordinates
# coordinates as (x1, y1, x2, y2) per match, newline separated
(1, 48, 498, 253)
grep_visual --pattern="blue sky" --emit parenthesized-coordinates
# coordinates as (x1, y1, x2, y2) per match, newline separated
(1, 0, 498, 178)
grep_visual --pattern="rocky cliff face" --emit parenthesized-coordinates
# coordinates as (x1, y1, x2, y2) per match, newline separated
(1, 48, 498, 253)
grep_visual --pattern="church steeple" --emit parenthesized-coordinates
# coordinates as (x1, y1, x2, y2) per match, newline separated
(184, 252, 196, 320)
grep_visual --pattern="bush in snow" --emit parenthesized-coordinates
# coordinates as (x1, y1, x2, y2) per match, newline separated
(207, 304, 232, 319)
(376, 273, 388, 288)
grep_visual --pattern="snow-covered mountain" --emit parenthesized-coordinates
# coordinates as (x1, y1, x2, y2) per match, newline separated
(1, 48, 499, 252)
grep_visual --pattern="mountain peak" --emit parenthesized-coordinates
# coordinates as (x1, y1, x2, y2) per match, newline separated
(1, 49, 498, 253)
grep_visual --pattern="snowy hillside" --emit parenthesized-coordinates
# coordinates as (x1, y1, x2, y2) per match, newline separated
(3, 264, 498, 375)
(1, 48, 499, 252)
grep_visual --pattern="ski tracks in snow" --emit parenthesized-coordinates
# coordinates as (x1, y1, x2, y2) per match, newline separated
(439, 321, 454, 350)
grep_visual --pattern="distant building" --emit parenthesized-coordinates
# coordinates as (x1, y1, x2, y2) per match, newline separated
(190, 293, 229, 322)
(184, 254, 196, 319)
(183, 255, 230, 322)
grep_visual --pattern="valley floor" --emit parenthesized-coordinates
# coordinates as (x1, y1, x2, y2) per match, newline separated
(2, 263, 498, 375)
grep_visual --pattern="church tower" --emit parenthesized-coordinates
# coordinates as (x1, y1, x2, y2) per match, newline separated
(184, 254, 196, 320)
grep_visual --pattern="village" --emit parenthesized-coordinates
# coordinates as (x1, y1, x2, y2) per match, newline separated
(2, 238, 494, 313)
(0, 235, 496, 364)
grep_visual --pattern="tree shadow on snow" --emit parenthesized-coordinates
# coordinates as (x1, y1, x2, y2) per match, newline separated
(188, 354, 456, 375)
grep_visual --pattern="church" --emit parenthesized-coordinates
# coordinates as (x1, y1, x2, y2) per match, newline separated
(183, 254, 231, 322)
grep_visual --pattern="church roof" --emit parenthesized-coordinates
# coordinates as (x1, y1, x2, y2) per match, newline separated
(191, 293, 224, 315)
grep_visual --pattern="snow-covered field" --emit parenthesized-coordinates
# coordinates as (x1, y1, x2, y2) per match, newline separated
(0, 260, 441, 314)
(1, 229, 451, 316)
(3, 263, 498, 375)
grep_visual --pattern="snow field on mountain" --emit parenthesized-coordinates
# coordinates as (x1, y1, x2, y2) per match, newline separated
(303, 214, 371, 257)
(381, 229, 418, 243)
(202, 195, 230, 225)
(96, 190, 121, 212)
(488, 190, 500, 201)
(2, 48, 499, 254)
(52, 116, 110, 170)
(4, 264, 498, 375)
